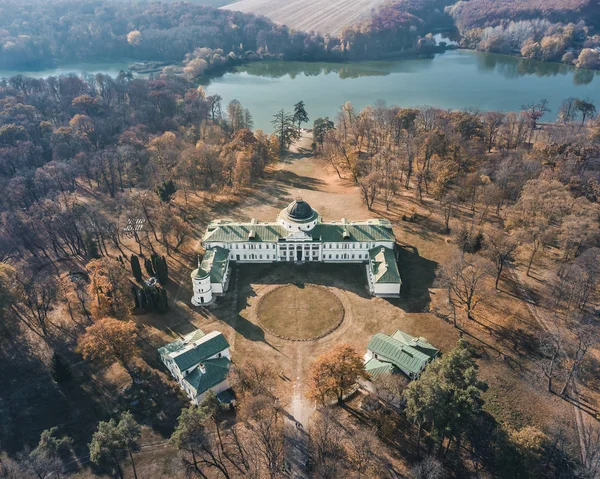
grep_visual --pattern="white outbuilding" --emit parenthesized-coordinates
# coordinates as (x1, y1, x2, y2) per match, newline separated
(159, 329, 233, 405)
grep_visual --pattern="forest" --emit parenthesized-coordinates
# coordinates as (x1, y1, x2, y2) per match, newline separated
(447, 0, 600, 68)
(0, 52, 599, 476)
(0, 0, 446, 78)
(0, 72, 278, 261)
(3, 0, 597, 78)
(0, 1, 600, 478)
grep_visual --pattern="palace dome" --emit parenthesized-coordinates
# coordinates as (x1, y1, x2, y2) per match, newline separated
(286, 198, 315, 220)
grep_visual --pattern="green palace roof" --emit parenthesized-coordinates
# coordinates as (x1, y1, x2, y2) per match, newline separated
(202, 219, 395, 244)
(192, 246, 229, 283)
(367, 330, 439, 377)
(369, 247, 401, 284)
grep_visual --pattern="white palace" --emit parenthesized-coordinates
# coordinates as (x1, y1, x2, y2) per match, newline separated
(191, 197, 402, 305)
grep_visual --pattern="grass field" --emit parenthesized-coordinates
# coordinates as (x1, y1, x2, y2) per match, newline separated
(221, 0, 386, 35)
(257, 283, 344, 340)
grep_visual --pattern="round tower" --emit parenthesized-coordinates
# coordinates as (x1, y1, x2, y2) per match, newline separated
(191, 258, 212, 306)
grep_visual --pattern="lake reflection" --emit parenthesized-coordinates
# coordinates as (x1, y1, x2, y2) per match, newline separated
(206, 50, 599, 130)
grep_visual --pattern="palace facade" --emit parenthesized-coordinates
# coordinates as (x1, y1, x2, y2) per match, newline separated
(191, 198, 402, 305)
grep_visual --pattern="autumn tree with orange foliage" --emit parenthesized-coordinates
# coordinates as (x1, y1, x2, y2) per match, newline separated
(77, 317, 139, 373)
(86, 258, 132, 320)
(307, 343, 367, 405)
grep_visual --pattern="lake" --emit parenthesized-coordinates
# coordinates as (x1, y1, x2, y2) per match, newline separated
(2, 50, 599, 132)
(204, 50, 600, 130)
(0, 62, 135, 80)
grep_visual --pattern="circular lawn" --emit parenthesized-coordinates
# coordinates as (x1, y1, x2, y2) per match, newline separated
(257, 284, 344, 340)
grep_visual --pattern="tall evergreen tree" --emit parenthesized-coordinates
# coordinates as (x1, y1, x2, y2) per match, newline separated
(313, 117, 335, 150)
(293, 100, 309, 133)
(403, 340, 487, 457)
(161, 287, 169, 311)
(157, 180, 177, 203)
(131, 285, 141, 308)
(89, 419, 126, 479)
(151, 253, 169, 284)
(271, 109, 300, 153)
(144, 258, 155, 277)
(84, 234, 101, 259)
(130, 255, 142, 282)
(117, 412, 141, 479)
(51, 352, 72, 384)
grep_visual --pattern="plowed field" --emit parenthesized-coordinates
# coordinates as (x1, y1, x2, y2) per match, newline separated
(222, 0, 385, 35)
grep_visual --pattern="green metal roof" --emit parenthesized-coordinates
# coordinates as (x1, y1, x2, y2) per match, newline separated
(369, 247, 401, 284)
(192, 246, 229, 283)
(367, 331, 438, 377)
(365, 358, 397, 380)
(183, 357, 231, 395)
(312, 223, 395, 243)
(202, 220, 395, 244)
(392, 330, 439, 358)
(158, 329, 206, 356)
(204, 222, 287, 243)
(216, 389, 236, 404)
(163, 330, 230, 372)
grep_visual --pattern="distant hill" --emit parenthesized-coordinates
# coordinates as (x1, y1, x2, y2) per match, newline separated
(221, 0, 387, 36)
(446, 0, 600, 31)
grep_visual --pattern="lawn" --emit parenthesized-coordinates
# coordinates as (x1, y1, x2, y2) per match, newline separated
(257, 283, 344, 340)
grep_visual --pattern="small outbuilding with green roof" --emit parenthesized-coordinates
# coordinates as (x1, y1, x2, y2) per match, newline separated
(364, 330, 439, 379)
(159, 329, 233, 404)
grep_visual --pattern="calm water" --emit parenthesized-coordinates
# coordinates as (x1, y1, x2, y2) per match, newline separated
(204, 50, 600, 131)
(0, 62, 135, 79)
(2, 51, 598, 132)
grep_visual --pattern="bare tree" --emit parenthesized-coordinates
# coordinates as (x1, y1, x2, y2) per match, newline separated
(483, 111, 505, 152)
(358, 171, 380, 210)
(345, 428, 376, 478)
(20, 273, 58, 337)
(485, 231, 517, 289)
(372, 373, 406, 409)
(239, 394, 285, 478)
(437, 252, 492, 320)
(560, 320, 598, 396)
(539, 319, 563, 393)
(231, 358, 278, 398)
(309, 408, 347, 479)
(411, 455, 446, 479)
(440, 193, 458, 233)
(579, 423, 600, 479)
